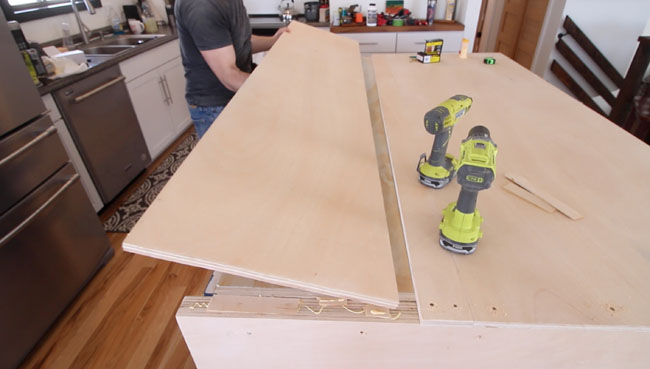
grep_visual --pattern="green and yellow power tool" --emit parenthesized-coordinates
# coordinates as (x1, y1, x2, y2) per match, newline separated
(417, 95, 473, 189)
(439, 125, 497, 254)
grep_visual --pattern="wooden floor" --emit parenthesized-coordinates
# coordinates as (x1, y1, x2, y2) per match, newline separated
(19, 128, 213, 369)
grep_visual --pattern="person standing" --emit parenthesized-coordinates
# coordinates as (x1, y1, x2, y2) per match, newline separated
(175, 0, 288, 138)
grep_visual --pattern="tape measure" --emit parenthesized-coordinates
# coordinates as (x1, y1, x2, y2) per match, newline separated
(483, 57, 496, 65)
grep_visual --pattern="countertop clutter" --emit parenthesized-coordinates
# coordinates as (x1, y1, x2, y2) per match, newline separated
(38, 26, 178, 95)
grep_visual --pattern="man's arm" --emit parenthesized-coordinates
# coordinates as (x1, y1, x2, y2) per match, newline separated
(200, 45, 249, 92)
(251, 27, 289, 53)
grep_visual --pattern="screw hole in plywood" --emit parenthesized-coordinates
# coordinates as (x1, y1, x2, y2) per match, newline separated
(429, 302, 435, 307)
(609, 306, 616, 312)
(453, 304, 458, 308)
(491, 306, 497, 311)
(360, 331, 365, 335)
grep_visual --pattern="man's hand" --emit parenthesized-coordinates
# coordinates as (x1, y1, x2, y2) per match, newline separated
(200, 45, 250, 92)
(273, 26, 290, 42)
(251, 26, 290, 53)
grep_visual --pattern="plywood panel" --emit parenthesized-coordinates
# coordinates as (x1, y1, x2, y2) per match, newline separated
(177, 296, 650, 369)
(123, 22, 399, 308)
(372, 53, 650, 327)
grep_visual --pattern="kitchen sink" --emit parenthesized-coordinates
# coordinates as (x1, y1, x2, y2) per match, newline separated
(82, 45, 135, 55)
(79, 34, 166, 67)
(100, 34, 165, 46)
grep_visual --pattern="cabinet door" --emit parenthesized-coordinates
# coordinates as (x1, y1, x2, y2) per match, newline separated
(339, 33, 397, 53)
(160, 58, 192, 135)
(126, 71, 175, 160)
(396, 31, 464, 53)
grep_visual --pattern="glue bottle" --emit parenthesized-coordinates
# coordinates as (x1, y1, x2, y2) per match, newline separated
(426, 0, 436, 25)
(367, 3, 377, 27)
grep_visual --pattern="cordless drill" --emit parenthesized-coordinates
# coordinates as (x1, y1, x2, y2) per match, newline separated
(439, 125, 497, 254)
(417, 95, 473, 189)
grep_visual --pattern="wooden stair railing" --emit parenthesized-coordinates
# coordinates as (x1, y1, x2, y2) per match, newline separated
(550, 16, 650, 143)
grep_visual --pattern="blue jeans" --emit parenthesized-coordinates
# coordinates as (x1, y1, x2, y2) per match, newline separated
(188, 105, 225, 138)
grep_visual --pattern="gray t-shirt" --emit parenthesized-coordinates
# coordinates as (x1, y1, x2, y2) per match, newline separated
(175, 0, 252, 107)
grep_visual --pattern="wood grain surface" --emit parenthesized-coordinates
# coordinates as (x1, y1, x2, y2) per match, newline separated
(124, 22, 399, 308)
(372, 52, 650, 327)
(502, 182, 555, 213)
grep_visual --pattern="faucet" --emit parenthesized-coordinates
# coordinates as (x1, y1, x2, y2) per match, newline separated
(70, 0, 96, 44)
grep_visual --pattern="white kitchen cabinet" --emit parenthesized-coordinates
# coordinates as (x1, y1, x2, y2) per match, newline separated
(338, 32, 397, 53)
(121, 42, 191, 160)
(160, 59, 191, 135)
(126, 68, 176, 160)
(42, 93, 104, 212)
(395, 31, 464, 53)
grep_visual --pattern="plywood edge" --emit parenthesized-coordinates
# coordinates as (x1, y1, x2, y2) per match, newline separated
(178, 294, 419, 323)
(361, 55, 414, 295)
(123, 242, 399, 309)
(366, 55, 431, 323)
(179, 295, 650, 333)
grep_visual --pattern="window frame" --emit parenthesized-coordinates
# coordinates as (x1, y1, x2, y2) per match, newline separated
(1, 0, 102, 23)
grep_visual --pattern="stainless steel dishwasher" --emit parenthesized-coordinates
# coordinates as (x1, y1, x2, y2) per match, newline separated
(54, 65, 151, 204)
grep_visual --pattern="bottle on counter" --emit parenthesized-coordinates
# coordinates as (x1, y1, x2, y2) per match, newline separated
(141, 0, 159, 34)
(60, 22, 73, 50)
(367, 3, 377, 27)
(426, 0, 436, 25)
(319, 5, 329, 23)
(108, 6, 124, 35)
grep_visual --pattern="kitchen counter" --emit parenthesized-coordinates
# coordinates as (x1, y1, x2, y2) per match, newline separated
(249, 14, 329, 29)
(37, 18, 331, 96)
(38, 26, 178, 96)
(330, 20, 464, 33)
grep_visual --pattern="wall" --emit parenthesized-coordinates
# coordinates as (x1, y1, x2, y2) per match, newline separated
(244, 0, 447, 18)
(19, 0, 481, 48)
(540, 0, 650, 104)
(529, 0, 565, 76)
(20, 0, 138, 44)
(477, 0, 504, 52)
(244, 0, 482, 49)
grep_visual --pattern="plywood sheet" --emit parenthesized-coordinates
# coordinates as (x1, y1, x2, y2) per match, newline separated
(372, 53, 650, 327)
(124, 22, 399, 308)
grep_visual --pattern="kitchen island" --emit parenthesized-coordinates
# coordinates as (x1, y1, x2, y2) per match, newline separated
(123, 23, 650, 368)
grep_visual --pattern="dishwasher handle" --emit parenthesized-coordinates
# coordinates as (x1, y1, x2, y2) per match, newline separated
(0, 174, 80, 248)
(73, 75, 126, 103)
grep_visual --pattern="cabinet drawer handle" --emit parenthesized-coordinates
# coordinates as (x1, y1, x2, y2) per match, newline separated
(0, 174, 79, 248)
(162, 76, 173, 105)
(74, 76, 126, 103)
(159, 77, 169, 105)
(359, 42, 379, 46)
(414, 42, 425, 45)
(0, 126, 56, 167)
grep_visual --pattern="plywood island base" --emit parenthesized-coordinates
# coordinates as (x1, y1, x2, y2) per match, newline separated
(176, 293, 650, 369)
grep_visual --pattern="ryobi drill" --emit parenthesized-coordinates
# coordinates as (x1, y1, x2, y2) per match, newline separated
(417, 95, 473, 189)
(439, 125, 497, 254)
